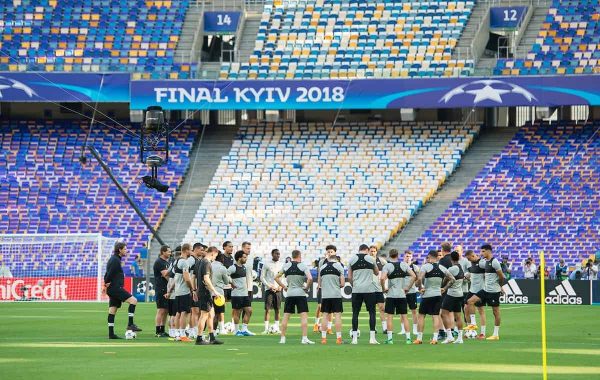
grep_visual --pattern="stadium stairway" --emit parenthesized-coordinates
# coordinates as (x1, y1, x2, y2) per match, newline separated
(174, 3, 204, 63)
(149, 124, 239, 258)
(382, 127, 518, 255)
(236, 15, 262, 65)
(514, 4, 552, 59)
(451, 0, 489, 61)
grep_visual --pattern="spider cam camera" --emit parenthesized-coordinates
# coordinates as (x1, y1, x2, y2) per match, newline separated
(139, 106, 170, 193)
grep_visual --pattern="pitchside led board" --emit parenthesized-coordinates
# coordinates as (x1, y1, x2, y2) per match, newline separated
(490, 6, 528, 29)
(203, 11, 241, 34)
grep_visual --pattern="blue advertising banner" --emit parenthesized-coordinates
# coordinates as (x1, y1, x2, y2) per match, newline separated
(204, 11, 241, 33)
(130, 75, 600, 110)
(0, 72, 130, 102)
(490, 6, 528, 29)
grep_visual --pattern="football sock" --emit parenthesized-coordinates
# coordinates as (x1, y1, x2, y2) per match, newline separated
(315, 317, 320, 325)
(433, 332, 439, 341)
(336, 332, 342, 339)
(493, 326, 500, 336)
(108, 314, 115, 336)
(417, 332, 423, 340)
(412, 323, 418, 334)
(274, 321, 280, 328)
(128, 304, 136, 325)
(382, 321, 387, 332)
(481, 326, 487, 335)
(369, 331, 376, 341)
(405, 332, 411, 340)
(242, 323, 248, 332)
(368, 310, 376, 331)
(217, 322, 224, 331)
(327, 321, 332, 330)
(160, 325, 165, 333)
(445, 329, 452, 338)
(302, 336, 309, 342)
(155, 326, 160, 334)
(458, 330, 463, 339)
(321, 331, 327, 339)
(234, 324, 239, 332)
(387, 331, 393, 340)
(264, 321, 269, 331)
(470, 314, 476, 325)
(400, 325, 406, 334)
(209, 333, 215, 342)
(351, 310, 359, 331)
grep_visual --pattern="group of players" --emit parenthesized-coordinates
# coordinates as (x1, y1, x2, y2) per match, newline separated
(104, 239, 505, 345)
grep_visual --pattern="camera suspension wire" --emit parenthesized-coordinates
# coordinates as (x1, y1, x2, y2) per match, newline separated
(80, 74, 106, 162)
(0, 48, 139, 138)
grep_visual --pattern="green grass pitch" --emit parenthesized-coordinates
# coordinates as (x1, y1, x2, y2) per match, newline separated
(1, 302, 599, 379)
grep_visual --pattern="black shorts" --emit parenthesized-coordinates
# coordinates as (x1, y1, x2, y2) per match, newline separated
(168, 298, 178, 316)
(107, 287, 132, 308)
(406, 293, 418, 310)
(419, 296, 442, 315)
(199, 294, 213, 312)
(191, 293, 201, 309)
(231, 296, 252, 310)
(321, 298, 343, 314)
(224, 288, 232, 301)
(441, 295, 463, 313)
(385, 298, 408, 315)
(155, 293, 168, 309)
(317, 288, 322, 304)
(264, 289, 282, 311)
(351, 293, 376, 313)
(476, 290, 501, 307)
(375, 291, 385, 304)
(284, 296, 309, 314)
(176, 294, 191, 313)
(215, 302, 225, 315)
(465, 292, 483, 307)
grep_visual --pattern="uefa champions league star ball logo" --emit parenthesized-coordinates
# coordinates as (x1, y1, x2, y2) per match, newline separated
(439, 79, 537, 105)
(0, 76, 38, 99)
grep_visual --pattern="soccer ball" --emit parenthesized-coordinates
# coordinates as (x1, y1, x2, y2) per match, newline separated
(465, 329, 478, 339)
(223, 322, 235, 334)
(268, 324, 280, 334)
(349, 329, 360, 339)
(125, 330, 137, 340)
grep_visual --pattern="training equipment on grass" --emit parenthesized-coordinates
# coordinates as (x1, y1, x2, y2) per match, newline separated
(125, 330, 137, 340)
(0, 233, 118, 301)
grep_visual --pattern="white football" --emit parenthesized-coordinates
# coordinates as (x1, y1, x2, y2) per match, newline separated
(268, 325, 280, 334)
(349, 329, 360, 338)
(125, 330, 137, 340)
(223, 322, 235, 334)
(465, 329, 477, 339)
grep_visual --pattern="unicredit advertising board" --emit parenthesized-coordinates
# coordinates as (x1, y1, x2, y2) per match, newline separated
(0, 277, 133, 301)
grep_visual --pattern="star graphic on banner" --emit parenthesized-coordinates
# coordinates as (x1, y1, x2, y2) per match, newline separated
(466, 85, 510, 104)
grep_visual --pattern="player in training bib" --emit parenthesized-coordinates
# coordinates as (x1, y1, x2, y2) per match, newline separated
(464, 249, 487, 339)
(440, 251, 465, 344)
(153, 245, 171, 337)
(403, 250, 420, 336)
(348, 244, 379, 344)
(369, 246, 388, 334)
(318, 245, 345, 345)
(466, 244, 504, 340)
(415, 250, 455, 345)
(211, 252, 232, 335)
(381, 249, 416, 345)
(228, 250, 255, 336)
(276, 250, 314, 344)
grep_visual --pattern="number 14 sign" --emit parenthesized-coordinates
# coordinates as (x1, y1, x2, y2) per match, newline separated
(490, 6, 528, 29)
(204, 11, 241, 33)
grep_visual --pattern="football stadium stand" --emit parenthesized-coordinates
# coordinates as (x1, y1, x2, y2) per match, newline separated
(183, 121, 480, 263)
(409, 121, 600, 272)
(0, 120, 196, 276)
(495, 0, 600, 75)
(0, 0, 195, 79)
(220, 0, 476, 79)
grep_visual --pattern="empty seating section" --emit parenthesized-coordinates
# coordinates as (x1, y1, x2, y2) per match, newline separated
(410, 122, 600, 270)
(184, 122, 479, 263)
(0, 0, 195, 79)
(0, 121, 196, 276)
(221, 0, 475, 79)
(496, 0, 600, 75)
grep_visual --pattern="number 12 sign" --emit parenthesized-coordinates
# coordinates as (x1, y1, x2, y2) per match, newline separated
(490, 6, 528, 29)
(204, 11, 241, 33)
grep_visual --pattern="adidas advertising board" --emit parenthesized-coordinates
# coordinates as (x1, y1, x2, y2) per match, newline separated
(500, 279, 590, 305)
